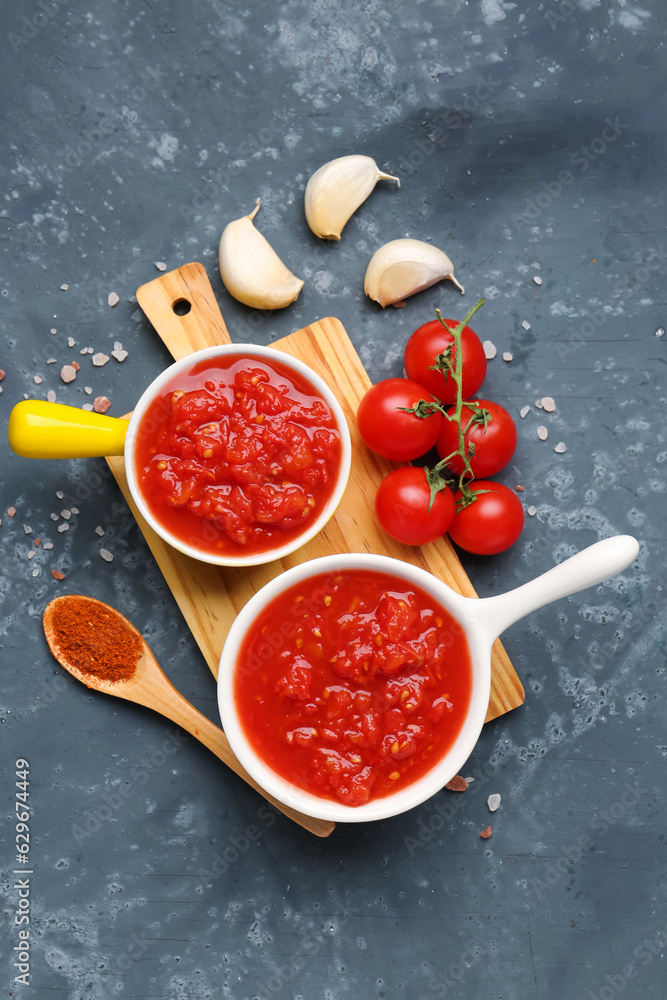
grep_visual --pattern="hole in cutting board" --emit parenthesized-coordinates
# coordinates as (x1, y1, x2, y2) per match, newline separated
(172, 298, 192, 316)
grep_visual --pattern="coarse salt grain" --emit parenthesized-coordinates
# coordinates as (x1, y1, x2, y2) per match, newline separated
(155, 262, 167, 271)
(47, 358, 57, 364)
(71, 507, 79, 515)
(554, 441, 567, 453)
(515, 485, 525, 492)
(85, 386, 92, 395)
(520, 405, 531, 418)
(655, 327, 665, 338)
(541, 396, 556, 412)
(480, 826, 493, 839)
(0, 370, 5, 380)
(533, 276, 542, 286)
(521, 320, 531, 331)
(527, 505, 537, 516)
(60, 365, 77, 383)
(57, 523, 69, 532)
(50, 513, 59, 521)
(487, 793, 501, 812)
(100, 548, 114, 562)
(23, 524, 32, 534)
(502, 352, 513, 362)
(107, 292, 120, 307)
(60, 283, 68, 291)
(445, 775, 469, 792)
(537, 425, 548, 440)
(94, 396, 111, 413)
(60, 510, 71, 519)
(67, 337, 76, 347)
(28, 551, 35, 560)
(483, 340, 497, 359)
(112, 348, 128, 362)
(43, 541, 53, 550)
(33, 375, 43, 384)
(82, 403, 94, 411)
(51, 569, 66, 580)
(92, 353, 109, 367)
(95, 525, 105, 536)
(50, 328, 57, 335)
(8, 507, 16, 517)
(56, 491, 64, 499)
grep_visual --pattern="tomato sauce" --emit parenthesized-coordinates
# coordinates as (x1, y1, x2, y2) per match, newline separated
(133, 355, 342, 557)
(235, 570, 472, 806)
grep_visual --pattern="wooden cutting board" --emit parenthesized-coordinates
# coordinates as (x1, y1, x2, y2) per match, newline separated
(107, 263, 525, 831)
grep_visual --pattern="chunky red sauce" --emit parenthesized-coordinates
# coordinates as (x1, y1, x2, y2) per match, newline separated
(235, 570, 472, 806)
(134, 355, 342, 557)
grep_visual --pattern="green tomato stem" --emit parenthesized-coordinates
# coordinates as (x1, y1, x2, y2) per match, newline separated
(433, 297, 485, 507)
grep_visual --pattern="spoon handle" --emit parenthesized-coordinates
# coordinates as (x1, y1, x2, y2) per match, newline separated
(139, 668, 335, 838)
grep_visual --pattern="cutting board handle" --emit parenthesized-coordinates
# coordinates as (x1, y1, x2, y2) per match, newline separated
(136, 262, 232, 360)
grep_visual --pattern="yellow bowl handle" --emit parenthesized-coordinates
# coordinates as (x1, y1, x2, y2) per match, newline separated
(8, 401, 129, 459)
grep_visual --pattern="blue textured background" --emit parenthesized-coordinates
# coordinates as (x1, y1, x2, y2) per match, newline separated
(1, 2, 665, 997)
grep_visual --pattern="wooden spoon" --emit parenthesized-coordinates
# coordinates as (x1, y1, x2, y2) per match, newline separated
(43, 595, 335, 838)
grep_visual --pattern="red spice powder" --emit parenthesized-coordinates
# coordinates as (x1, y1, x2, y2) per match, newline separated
(48, 596, 142, 682)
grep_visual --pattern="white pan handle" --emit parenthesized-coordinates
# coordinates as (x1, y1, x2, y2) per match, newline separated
(468, 535, 639, 646)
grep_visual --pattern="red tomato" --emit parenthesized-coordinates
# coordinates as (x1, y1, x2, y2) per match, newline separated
(436, 399, 517, 479)
(404, 318, 487, 404)
(375, 466, 456, 545)
(357, 378, 442, 461)
(448, 481, 524, 555)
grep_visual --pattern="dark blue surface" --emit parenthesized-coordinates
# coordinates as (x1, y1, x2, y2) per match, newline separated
(1, 2, 665, 997)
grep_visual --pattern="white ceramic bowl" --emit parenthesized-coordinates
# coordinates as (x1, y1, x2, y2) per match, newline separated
(218, 537, 638, 823)
(124, 344, 352, 567)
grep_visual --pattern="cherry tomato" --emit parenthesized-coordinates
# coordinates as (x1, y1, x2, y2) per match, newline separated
(357, 378, 443, 462)
(448, 481, 524, 555)
(436, 399, 517, 479)
(403, 318, 487, 404)
(375, 466, 456, 545)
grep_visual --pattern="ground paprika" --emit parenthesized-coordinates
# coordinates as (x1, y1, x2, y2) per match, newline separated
(44, 595, 142, 682)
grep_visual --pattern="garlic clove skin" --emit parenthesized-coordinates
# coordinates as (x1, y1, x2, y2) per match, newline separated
(364, 238, 464, 308)
(305, 155, 400, 241)
(219, 200, 304, 309)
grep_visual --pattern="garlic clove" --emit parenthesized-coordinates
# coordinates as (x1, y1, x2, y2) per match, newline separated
(219, 200, 304, 309)
(305, 155, 400, 241)
(364, 238, 464, 308)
